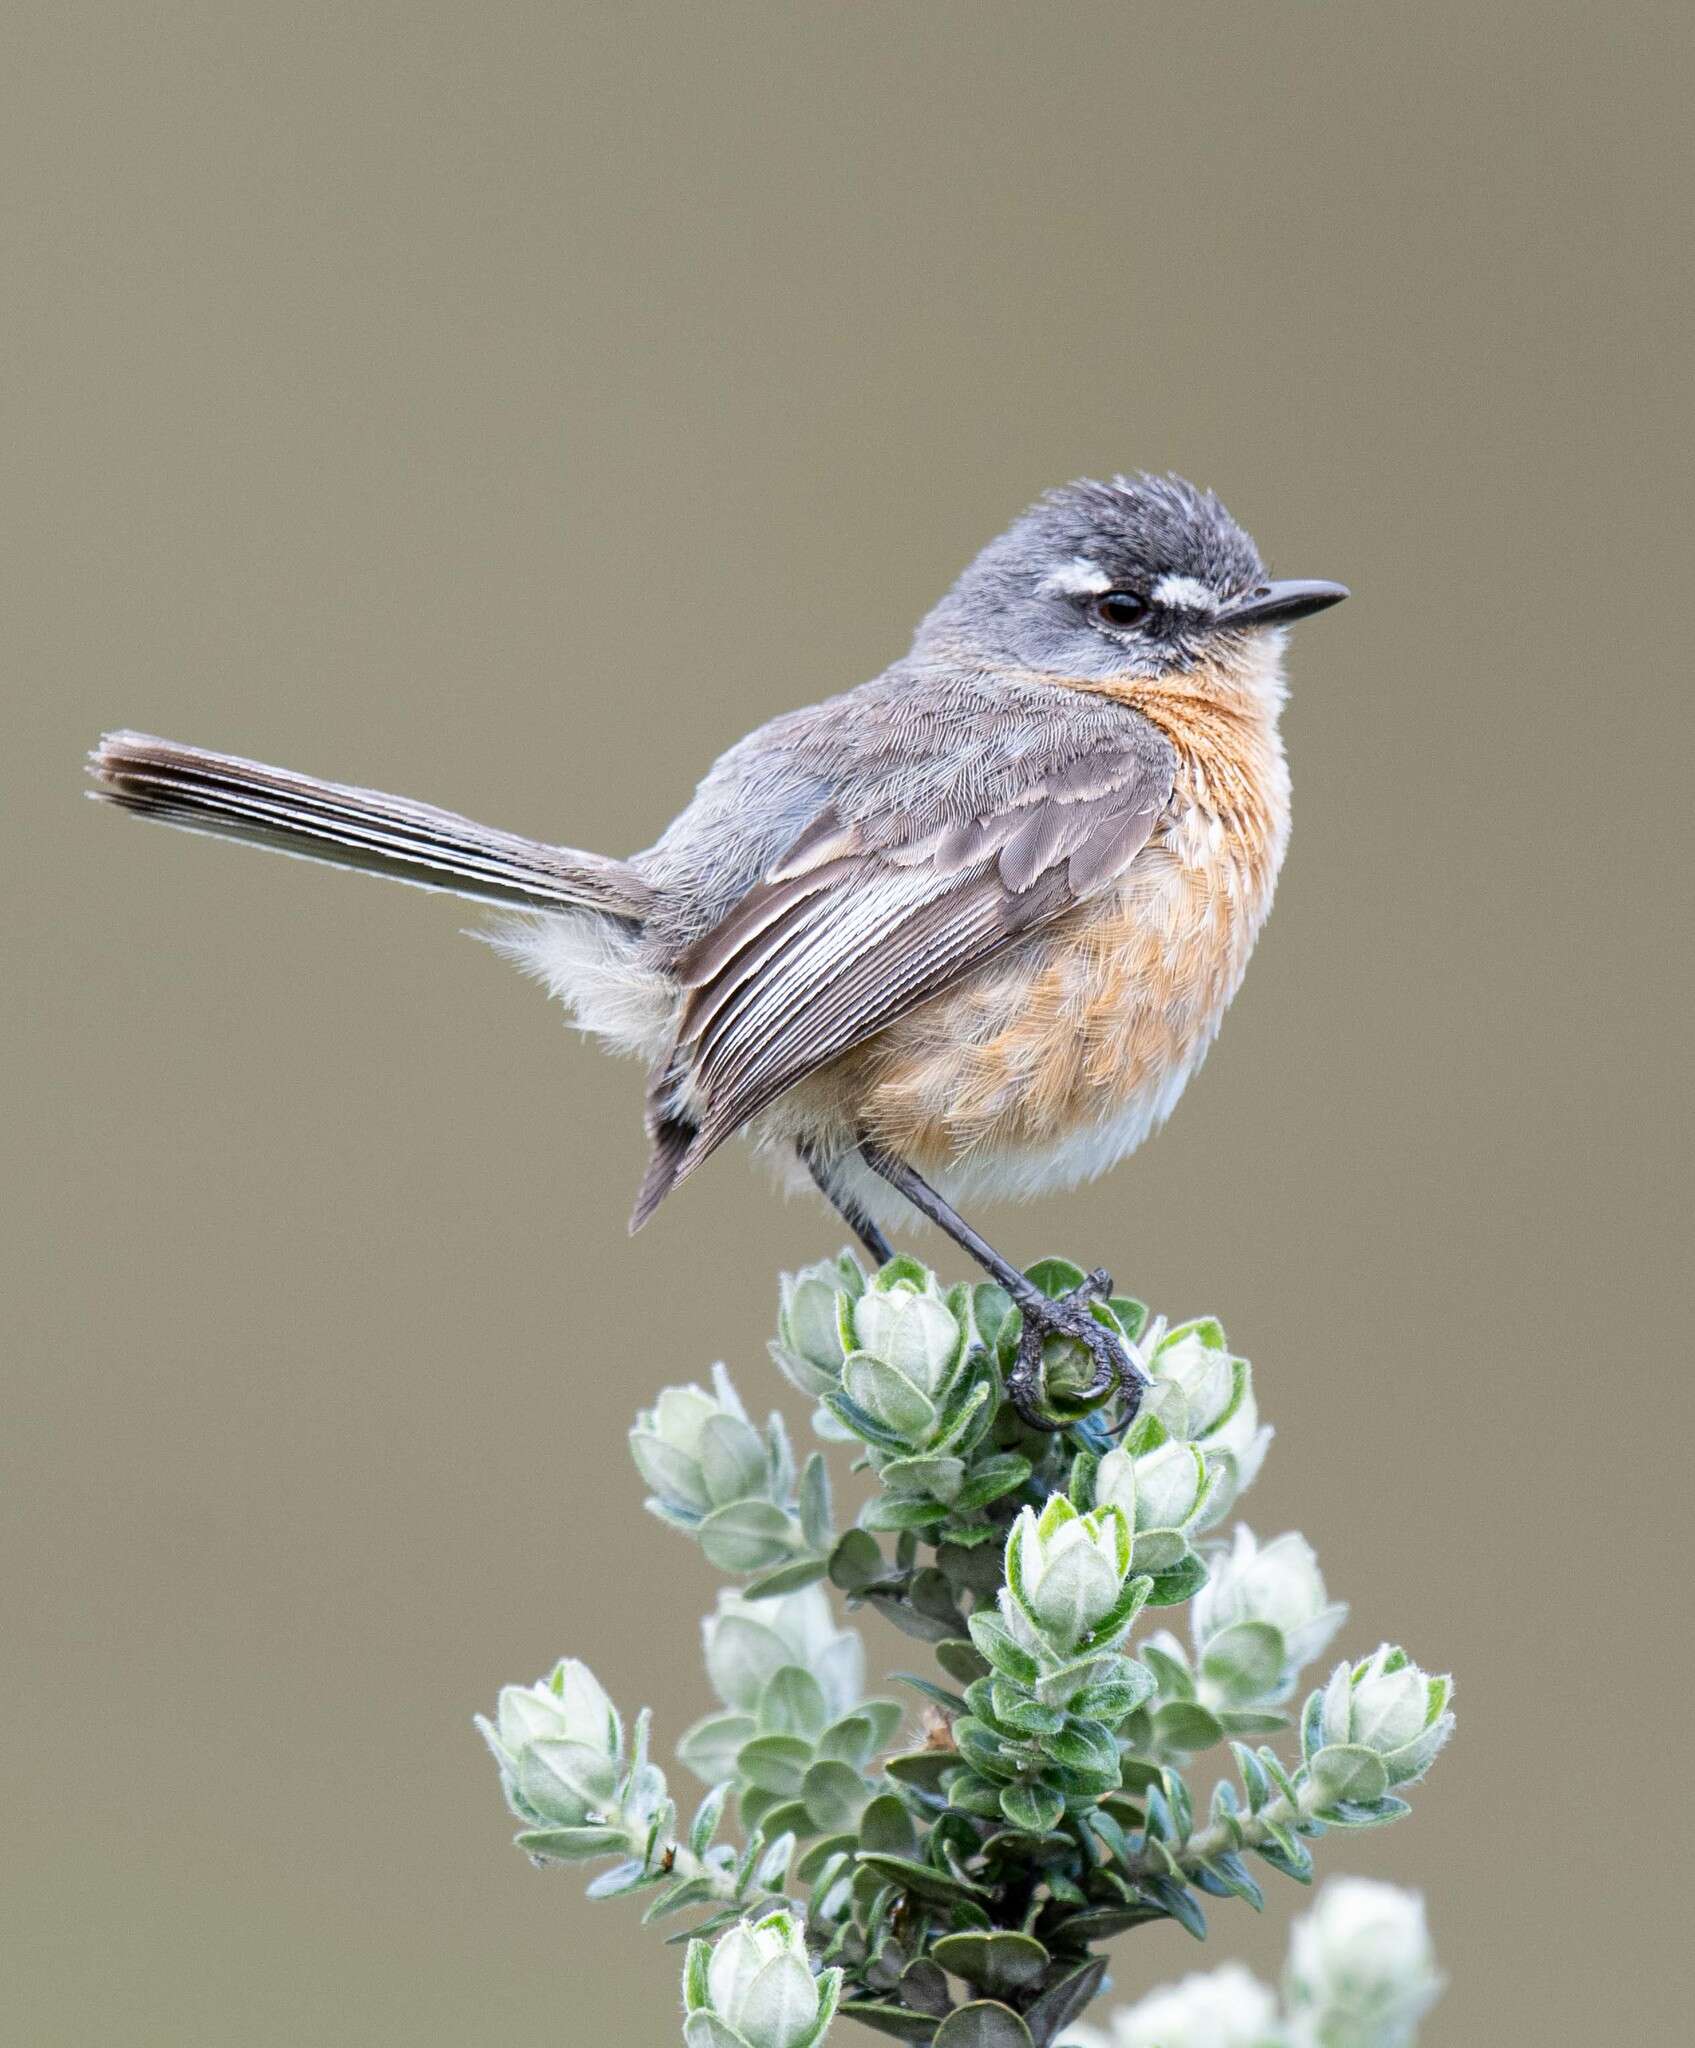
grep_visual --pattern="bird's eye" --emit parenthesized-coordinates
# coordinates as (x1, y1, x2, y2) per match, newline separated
(1091, 591, 1148, 630)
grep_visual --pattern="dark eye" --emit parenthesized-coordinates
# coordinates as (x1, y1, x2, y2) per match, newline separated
(1091, 591, 1148, 630)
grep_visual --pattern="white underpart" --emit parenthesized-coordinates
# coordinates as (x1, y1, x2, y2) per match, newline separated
(1152, 573, 1216, 612)
(480, 911, 676, 1064)
(1039, 557, 1112, 596)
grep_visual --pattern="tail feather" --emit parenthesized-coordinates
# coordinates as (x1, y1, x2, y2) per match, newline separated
(87, 731, 654, 920)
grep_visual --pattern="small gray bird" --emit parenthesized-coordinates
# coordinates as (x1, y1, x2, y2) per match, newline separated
(89, 474, 1345, 1422)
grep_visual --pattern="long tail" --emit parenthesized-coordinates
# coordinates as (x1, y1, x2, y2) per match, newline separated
(86, 731, 654, 920)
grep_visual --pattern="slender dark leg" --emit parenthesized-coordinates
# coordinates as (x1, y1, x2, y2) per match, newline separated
(858, 1140, 1146, 1430)
(799, 1144, 894, 1266)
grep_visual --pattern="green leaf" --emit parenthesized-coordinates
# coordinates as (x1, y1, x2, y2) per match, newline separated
(1041, 1716, 1119, 1776)
(1023, 1258, 1088, 1298)
(643, 1875, 715, 1922)
(998, 1779, 1064, 1833)
(583, 1857, 655, 1898)
(513, 1825, 628, 1861)
(896, 1672, 969, 1714)
(1197, 1852, 1264, 1910)
(743, 1556, 830, 1599)
(935, 1638, 992, 1686)
(839, 2004, 940, 2043)
(862, 1495, 954, 1532)
(830, 1529, 887, 1592)
(803, 1759, 872, 1832)
(857, 1792, 918, 1858)
(1230, 1741, 1272, 1813)
(933, 2002, 1034, 2048)
(1199, 1621, 1286, 1704)
(1021, 1958, 1107, 2047)
(966, 1614, 1039, 1686)
(759, 1666, 830, 1740)
(1143, 1874, 1207, 1940)
(929, 1931, 1050, 1994)
(1151, 1701, 1225, 1753)
(799, 1451, 834, 1551)
(1070, 1667, 1155, 1724)
(857, 1852, 987, 1905)
(883, 1748, 955, 1794)
(1253, 1833, 1315, 1883)
(683, 2012, 749, 2048)
(1318, 1792, 1413, 1828)
(736, 1733, 813, 1796)
(697, 1499, 797, 1573)
(1108, 1295, 1149, 1342)
(689, 1782, 730, 1857)
(1143, 1552, 1210, 1606)
(1307, 1742, 1391, 1807)
(1044, 1904, 1163, 1942)
(951, 1454, 1033, 1514)
(899, 1960, 953, 2017)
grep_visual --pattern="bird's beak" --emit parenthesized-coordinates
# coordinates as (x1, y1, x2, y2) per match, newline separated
(1217, 578, 1350, 629)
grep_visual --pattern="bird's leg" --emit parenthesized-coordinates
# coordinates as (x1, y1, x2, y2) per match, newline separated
(799, 1144, 894, 1267)
(857, 1141, 1146, 1430)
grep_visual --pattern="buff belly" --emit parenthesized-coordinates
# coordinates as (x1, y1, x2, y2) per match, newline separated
(758, 813, 1279, 1225)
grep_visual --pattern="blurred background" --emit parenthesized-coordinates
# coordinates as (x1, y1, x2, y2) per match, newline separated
(5, 3, 1690, 2041)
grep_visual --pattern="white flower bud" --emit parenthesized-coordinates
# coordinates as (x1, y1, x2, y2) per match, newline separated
(1193, 1528, 1348, 1704)
(1314, 1645, 1455, 1793)
(684, 1910, 842, 2048)
(838, 1268, 968, 1442)
(630, 1364, 774, 1519)
(1143, 1319, 1273, 1526)
(702, 1584, 865, 1720)
(771, 1255, 861, 1397)
(1285, 1879, 1442, 2046)
(1059, 1963, 1282, 2048)
(475, 1658, 623, 1828)
(1095, 1436, 1216, 1572)
(1005, 1496, 1134, 1650)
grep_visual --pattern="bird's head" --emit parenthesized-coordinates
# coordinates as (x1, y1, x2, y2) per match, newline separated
(913, 473, 1347, 711)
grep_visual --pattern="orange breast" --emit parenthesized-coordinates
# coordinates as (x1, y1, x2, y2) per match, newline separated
(852, 698, 1290, 1172)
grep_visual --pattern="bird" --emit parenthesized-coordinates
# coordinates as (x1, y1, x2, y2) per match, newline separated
(87, 473, 1346, 1425)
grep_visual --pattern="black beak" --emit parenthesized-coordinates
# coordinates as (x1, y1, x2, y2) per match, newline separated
(1217, 578, 1350, 629)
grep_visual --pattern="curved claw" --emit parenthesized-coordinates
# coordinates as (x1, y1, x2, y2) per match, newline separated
(1006, 1276, 1148, 1432)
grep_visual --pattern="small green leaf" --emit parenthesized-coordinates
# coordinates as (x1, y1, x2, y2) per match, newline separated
(688, 1782, 730, 1857)
(513, 1825, 628, 1861)
(1143, 1553, 1210, 1606)
(736, 1733, 813, 1796)
(951, 1454, 1033, 1513)
(857, 1792, 918, 1858)
(759, 1666, 830, 1740)
(857, 1851, 987, 1904)
(1021, 1957, 1107, 2046)
(1318, 1792, 1413, 1828)
(799, 1451, 834, 1550)
(830, 1529, 888, 1592)
(696, 1500, 796, 1573)
(998, 1779, 1064, 1833)
(1151, 1701, 1225, 1753)
(883, 1748, 955, 1793)
(839, 2003, 940, 2043)
(935, 1638, 991, 1686)
(742, 1555, 830, 1599)
(1307, 1742, 1391, 1807)
(863, 1495, 954, 1532)
(933, 2001, 1034, 2048)
(930, 1931, 1050, 1994)
(803, 1759, 872, 1832)
(1023, 1258, 1088, 1299)
(1143, 1873, 1207, 1940)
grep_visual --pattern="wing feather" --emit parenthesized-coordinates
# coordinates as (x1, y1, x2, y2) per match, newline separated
(658, 721, 1176, 1181)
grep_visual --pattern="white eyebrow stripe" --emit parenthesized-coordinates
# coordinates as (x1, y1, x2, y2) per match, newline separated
(1039, 557, 1112, 596)
(1152, 574, 1215, 611)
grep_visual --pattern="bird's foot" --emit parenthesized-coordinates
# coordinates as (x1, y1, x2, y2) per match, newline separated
(1007, 1266, 1149, 1432)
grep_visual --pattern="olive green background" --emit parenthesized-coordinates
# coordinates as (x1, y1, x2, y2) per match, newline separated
(6, 4, 1690, 2042)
